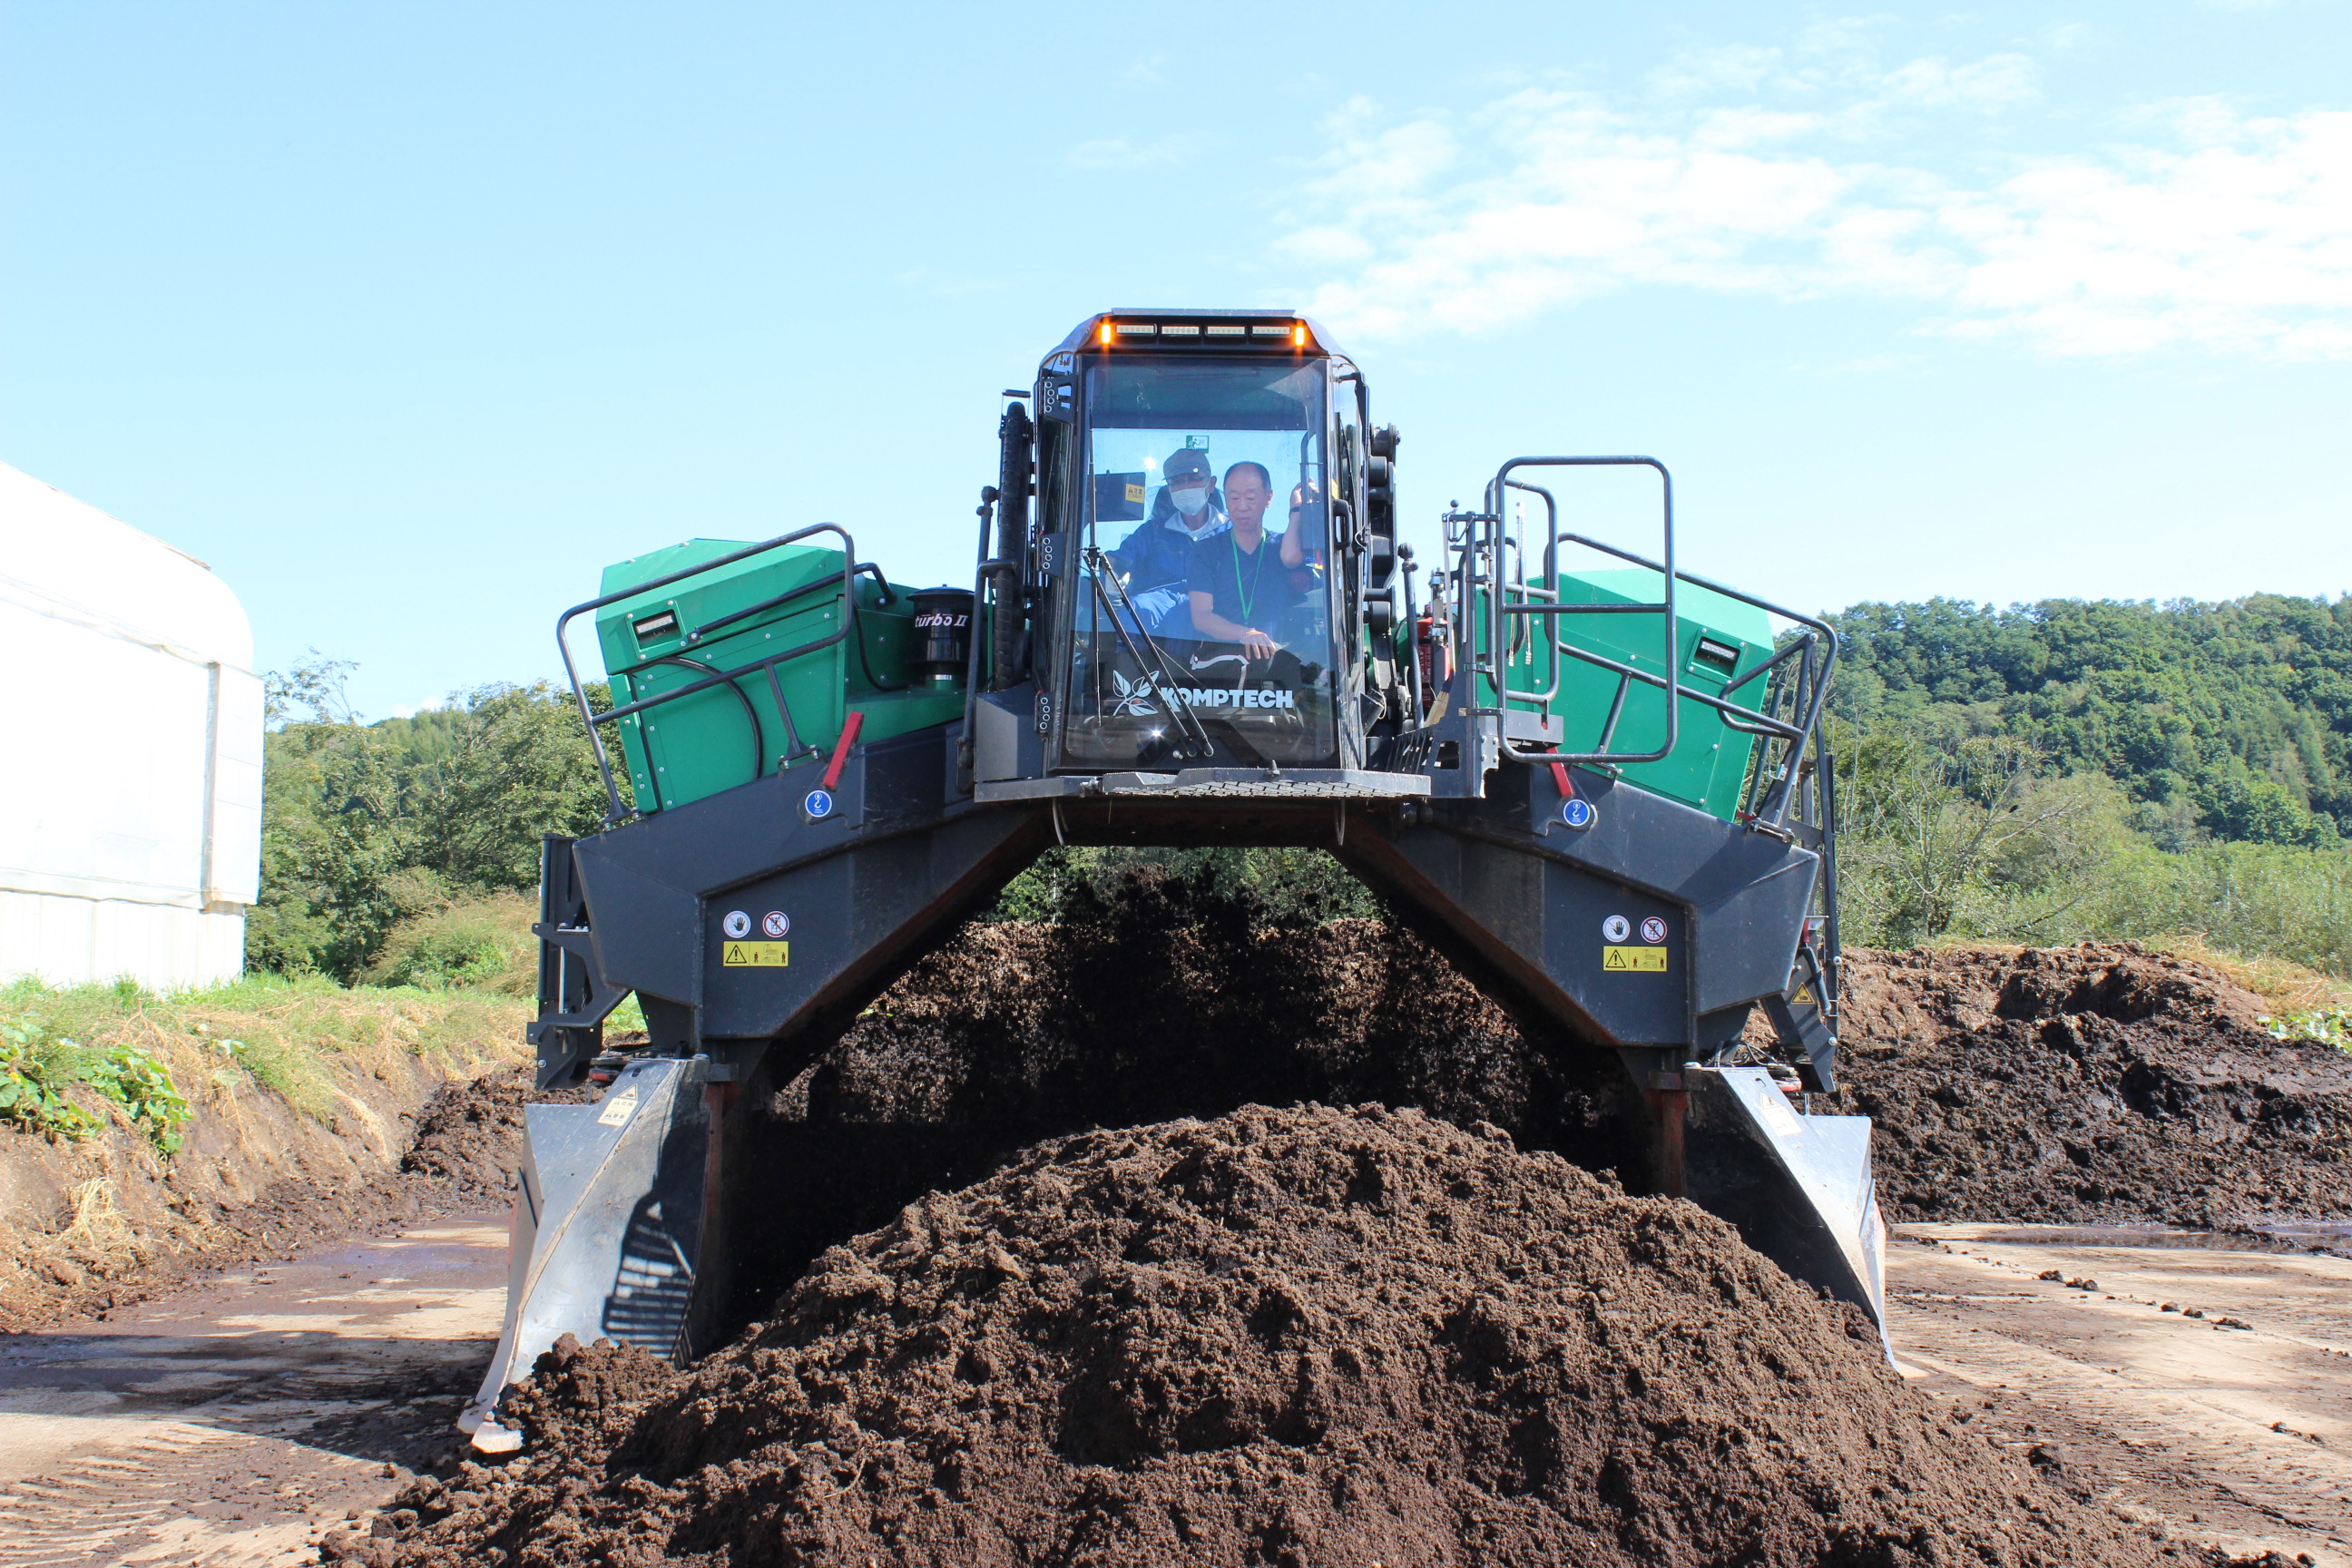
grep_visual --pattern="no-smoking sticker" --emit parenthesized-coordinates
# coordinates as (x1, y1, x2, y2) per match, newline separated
(1640, 916, 1668, 944)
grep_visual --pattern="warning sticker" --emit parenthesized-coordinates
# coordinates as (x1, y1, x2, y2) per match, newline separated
(721, 941, 790, 967)
(1602, 946, 1669, 973)
(597, 1088, 640, 1127)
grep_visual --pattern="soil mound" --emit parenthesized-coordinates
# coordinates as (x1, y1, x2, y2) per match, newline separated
(373, 1103, 2181, 1568)
(1836, 943, 2352, 1227)
(0, 1060, 593, 1333)
(711, 899, 1633, 1322)
(400, 1064, 599, 1200)
(719, 914, 2351, 1308)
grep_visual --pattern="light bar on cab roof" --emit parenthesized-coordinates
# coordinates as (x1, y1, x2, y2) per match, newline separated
(1093, 318, 1314, 348)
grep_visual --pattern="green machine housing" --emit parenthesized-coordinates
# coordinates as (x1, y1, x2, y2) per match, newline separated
(599, 544, 1774, 824)
(594, 539, 965, 813)
(1471, 565, 1776, 820)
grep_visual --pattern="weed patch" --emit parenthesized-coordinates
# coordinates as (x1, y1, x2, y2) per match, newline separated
(0, 1022, 98, 1140)
(0, 974, 531, 1137)
(2262, 1006, 2352, 1051)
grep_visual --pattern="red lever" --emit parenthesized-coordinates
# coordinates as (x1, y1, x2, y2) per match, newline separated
(820, 710, 864, 792)
(1548, 760, 1574, 800)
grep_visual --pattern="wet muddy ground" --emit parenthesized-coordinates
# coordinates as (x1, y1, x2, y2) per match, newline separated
(0, 1216, 505, 1568)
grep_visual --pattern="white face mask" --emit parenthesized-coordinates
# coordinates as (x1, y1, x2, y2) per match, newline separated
(1171, 484, 1210, 517)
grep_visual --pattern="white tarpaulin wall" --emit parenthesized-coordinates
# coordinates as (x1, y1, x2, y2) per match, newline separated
(0, 462, 262, 990)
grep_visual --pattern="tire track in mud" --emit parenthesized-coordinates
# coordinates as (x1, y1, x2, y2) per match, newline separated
(1887, 1227, 2352, 1564)
(0, 1217, 508, 1568)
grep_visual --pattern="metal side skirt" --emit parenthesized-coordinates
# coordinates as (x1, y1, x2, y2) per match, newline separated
(1683, 1066, 1888, 1348)
(457, 1057, 709, 1449)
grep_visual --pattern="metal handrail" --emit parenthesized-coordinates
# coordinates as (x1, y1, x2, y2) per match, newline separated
(1463, 457, 1679, 768)
(1436, 454, 1845, 838)
(555, 524, 861, 825)
(1500, 480, 1559, 701)
(1551, 529, 1844, 830)
(1082, 548, 1215, 759)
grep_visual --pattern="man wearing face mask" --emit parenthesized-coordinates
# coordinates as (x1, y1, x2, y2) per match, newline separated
(1108, 446, 1226, 638)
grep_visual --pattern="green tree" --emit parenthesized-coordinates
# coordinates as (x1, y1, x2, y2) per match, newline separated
(1829, 593, 2352, 846)
(248, 659, 622, 980)
(397, 682, 620, 892)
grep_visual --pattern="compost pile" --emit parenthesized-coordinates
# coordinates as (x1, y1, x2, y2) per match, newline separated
(369, 1102, 2183, 1568)
(1836, 943, 2352, 1227)
(397, 1060, 605, 1201)
(413, 896, 2349, 1318)
(707, 878, 1641, 1317)
(754, 908, 2352, 1257)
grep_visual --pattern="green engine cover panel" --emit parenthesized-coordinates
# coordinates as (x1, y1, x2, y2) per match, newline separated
(593, 538, 963, 813)
(1486, 567, 1775, 820)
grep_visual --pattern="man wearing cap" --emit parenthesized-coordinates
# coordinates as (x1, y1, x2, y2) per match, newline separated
(1108, 446, 1226, 637)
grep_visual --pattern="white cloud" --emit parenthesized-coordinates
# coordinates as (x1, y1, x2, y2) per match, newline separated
(1285, 74, 2352, 359)
(1875, 54, 2039, 110)
(1063, 132, 1209, 172)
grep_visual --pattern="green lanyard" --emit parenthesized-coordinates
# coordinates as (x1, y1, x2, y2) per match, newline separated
(1230, 533, 1259, 627)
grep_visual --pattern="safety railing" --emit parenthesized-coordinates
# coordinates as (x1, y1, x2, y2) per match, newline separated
(555, 524, 866, 826)
(1445, 456, 1680, 768)
(1439, 457, 1840, 835)
(1435, 456, 1845, 1035)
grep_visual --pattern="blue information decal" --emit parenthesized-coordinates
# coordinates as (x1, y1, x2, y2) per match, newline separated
(1561, 798, 1596, 829)
(804, 789, 835, 821)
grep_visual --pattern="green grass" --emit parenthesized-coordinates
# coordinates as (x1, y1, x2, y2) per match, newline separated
(363, 892, 537, 993)
(0, 971, 532, 1134)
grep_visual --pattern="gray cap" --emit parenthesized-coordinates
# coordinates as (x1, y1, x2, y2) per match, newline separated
(1164, 447, 1211, 481)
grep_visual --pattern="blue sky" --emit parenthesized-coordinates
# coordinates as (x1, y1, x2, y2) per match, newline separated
(6, 1, 2348, 718)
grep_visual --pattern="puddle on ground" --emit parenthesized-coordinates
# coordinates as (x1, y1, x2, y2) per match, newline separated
(1900, 1221, 2352, 1255)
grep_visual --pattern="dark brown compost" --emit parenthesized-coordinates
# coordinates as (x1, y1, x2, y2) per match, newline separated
(372, 1104, 2188, 1567)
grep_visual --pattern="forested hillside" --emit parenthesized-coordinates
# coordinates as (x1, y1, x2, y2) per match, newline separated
(1828, 594, 2351, 848)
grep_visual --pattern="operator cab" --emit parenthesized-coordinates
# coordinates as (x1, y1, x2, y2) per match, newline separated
(1033, 312, 1368, 773)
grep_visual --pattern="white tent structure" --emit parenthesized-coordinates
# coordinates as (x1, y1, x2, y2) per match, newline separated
(1, 463, 263, 991)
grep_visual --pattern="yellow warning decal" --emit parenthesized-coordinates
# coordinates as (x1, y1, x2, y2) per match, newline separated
(1124, 482, 1147, 505)
(1602, 945, 1668, 973)
(721, 941, 789, 967)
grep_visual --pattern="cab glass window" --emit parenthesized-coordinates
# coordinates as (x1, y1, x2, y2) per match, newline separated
(1059, 356, 1338, 770)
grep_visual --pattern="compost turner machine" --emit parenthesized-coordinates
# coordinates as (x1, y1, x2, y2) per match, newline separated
(461, 309, 1881, 1450)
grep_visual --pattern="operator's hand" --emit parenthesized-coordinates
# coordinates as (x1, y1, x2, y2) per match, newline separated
(1240, 630, 1279, 661)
